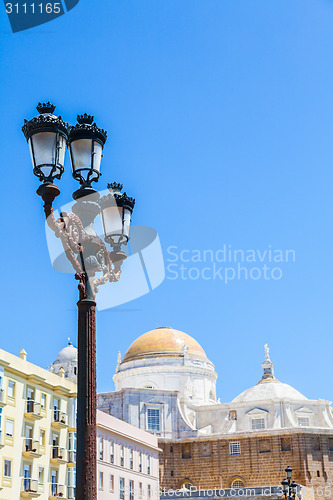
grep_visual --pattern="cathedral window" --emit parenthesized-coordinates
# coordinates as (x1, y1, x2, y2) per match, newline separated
(297, 417, 310, 427)
(179, 480, 194, 490)
(259, 439, 271, 453)
(147, 408, 160, 431)
(200, 443, 212, 457)
(329, 438, 333, 452)
(229, 410, 237, 421)
(182, 444, 192, 459)
(251, 417, 265, 430)
(231, 479, 245, 489)
(311, 437, 320, 451)
(281, 437, 291, 452)
(209, 390, 215, 401)
(229, 442, 240, 456)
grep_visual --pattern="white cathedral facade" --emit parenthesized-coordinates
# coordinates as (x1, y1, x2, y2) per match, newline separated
(90, 327, 333, 439)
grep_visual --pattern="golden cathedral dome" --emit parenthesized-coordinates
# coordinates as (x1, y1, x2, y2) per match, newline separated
(122, 327, 208, 363)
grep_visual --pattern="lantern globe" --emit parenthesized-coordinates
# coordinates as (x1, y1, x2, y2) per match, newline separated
(99, 182, 135, 249)
(281, 479, 288, 494)
(285, 466, 292, 480)
(291, 481, 297, 494)
(68, 114, 107, 189)
(22, 102, 68, 184)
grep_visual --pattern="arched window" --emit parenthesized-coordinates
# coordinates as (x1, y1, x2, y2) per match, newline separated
(209, 390, 215, 401)
(231, 479, 245, 489)
(179, 480, 194, 490)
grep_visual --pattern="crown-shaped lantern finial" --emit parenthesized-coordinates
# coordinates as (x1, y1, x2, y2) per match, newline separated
(108, 182, 123, 193)
(77, 113, 94, 125)
(36, 102, 56, 114)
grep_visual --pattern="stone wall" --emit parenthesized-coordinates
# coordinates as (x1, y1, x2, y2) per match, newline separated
(158, 431, 333, 500)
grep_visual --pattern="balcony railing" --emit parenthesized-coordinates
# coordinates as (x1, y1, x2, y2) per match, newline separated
(23, 438, 41, 457)
(49, 483, 66, 498)
(52, 410, 68, 427)
(51, 446, 67, 463)
(68, 450, 76, 464)
(21, 477, 40, 497)
(25, 400, 42, 419)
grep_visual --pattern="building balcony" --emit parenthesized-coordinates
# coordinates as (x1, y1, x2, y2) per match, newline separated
(51, 410, 68, 429)
(67, 486, 75, 499)
(25, 400, 43, 420)
(50, 446, 68, 465)
(67, 450, 76, 466)
(0, 388, 5, 407)
(49, 483, 66, 499)
(21, 478, 41, 498)
(23, 438, 42, 458)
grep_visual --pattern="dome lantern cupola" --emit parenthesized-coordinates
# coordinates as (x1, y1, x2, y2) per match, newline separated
(260, 343, 275, 382)
(48, 338, 78, 381)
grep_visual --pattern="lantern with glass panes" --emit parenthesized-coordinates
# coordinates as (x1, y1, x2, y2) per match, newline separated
(67, 113, 107, 200)
(22, 102, 135, 288)
(281, 467, 299, 500)
(22, 102, 68, 184)
(100, 182, 135, 249)
(22, 102, 136, 500)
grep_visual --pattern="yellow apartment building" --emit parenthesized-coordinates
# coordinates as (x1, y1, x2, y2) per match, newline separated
(0, 347, 77, 499)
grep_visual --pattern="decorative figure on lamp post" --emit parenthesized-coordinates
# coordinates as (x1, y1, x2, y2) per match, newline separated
(22, 102, 135, 500)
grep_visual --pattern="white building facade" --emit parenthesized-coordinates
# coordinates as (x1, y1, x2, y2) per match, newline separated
(98, 327, 333, 439)
(97, 410, 160, 500)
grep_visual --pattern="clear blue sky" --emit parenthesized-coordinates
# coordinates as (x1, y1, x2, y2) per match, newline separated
(1, 0, 333, 403)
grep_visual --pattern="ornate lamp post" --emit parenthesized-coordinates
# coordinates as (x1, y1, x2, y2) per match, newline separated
(281, 466, 299, 500)
(23, 102, 135, 500)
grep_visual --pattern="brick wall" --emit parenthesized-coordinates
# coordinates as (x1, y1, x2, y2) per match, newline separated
(158, 432, 333, 500)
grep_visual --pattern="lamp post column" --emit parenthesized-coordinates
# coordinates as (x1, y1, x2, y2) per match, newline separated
(23, 103, 135, 500)
(76, 272, 97, 500)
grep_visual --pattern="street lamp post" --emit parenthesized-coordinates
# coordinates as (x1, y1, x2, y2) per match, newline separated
(22, 102, 135, 500)
(281, 466, 299, 500)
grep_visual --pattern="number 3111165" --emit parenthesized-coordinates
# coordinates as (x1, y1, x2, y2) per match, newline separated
(5, 3, 61, 14)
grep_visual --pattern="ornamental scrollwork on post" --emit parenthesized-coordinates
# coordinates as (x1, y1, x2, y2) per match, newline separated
(37, 183, 127, 300)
